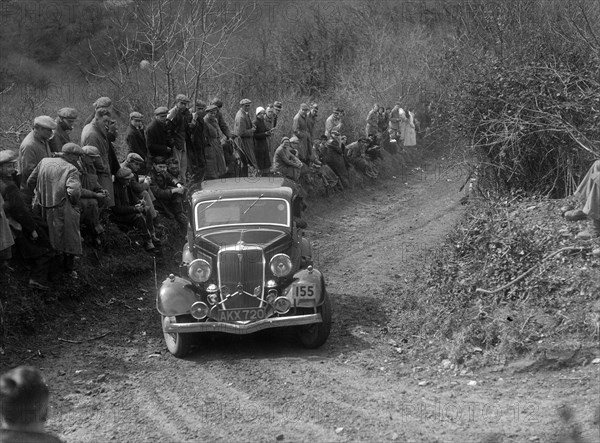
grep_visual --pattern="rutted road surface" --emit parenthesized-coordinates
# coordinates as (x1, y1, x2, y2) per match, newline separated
(4, 156, 598, 442)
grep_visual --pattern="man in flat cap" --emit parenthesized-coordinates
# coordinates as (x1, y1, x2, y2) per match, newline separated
(209, 98, 233, 139)
(27, 143, 84, 278)
(148, 156, 187, 232)
(49, 108, 78, 153)
(188, 100, 208, 184)
(76, 145, 108, 245)
(325, 108, 343, 138)
(272, 101, 283, 128)
(323, 130, 350, 189)
(81, 107, 114, 207)
(121, 153, 158, 224)
(1, 149, 54, 289)
(125, 111, 149, 171)
(306, 103, 319, 150)
(17, 116, 56, 201)
(112, 167, 160, 252)
(234, 98, 258, 176)
(292, 103, 311, 163)
(146, 107, 173, 161)
(83, 96, 112, 127)
(167, 94, 192, 184)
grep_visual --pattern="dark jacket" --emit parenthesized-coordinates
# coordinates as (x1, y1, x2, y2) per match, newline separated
(126, 124, 149, 160)
(145, 119, 173, 158)
(112, 180, 139, 216)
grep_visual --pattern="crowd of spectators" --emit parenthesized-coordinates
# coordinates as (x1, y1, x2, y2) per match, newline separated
(0, 95, 421, 289)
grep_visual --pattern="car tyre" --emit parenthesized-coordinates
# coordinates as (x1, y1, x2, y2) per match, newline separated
(162, 315, 194, 358)
(297, 291, 332, 348)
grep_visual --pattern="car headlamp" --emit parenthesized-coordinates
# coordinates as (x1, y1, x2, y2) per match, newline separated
(188, 259, 211, 283)
(270, 254, 292, 277)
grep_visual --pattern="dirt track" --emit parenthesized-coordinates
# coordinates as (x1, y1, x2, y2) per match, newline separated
(3, 156, 598, 442)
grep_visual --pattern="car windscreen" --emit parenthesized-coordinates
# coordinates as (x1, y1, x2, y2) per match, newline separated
(194, 197, 290, 231)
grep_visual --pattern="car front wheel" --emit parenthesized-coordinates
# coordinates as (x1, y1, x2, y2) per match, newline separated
(297, 291, 332, 348)
(162, 315, 194, 358)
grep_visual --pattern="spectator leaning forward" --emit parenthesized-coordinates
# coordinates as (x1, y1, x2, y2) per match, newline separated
(0, 365, 64, 442)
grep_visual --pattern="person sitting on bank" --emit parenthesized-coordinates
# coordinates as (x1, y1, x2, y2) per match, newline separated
(112, 167, 160, 252)
(0, 365, 64, 442)
(148, 157, 188, 231)
(271, 137, 304, 181)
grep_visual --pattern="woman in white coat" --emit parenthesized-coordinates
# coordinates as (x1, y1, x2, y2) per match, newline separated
(403, 110, 417, 147)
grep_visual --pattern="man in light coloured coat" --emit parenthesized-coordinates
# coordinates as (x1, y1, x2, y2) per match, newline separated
(81, 108, 114, 207)
(27, 143, 84, 278)
(17, 116, 56, 197)
(292, 103, 311, 163)
(233, 98, 258, 175)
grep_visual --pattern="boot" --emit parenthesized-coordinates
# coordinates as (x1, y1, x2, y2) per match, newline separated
(576, 218, 600, 240)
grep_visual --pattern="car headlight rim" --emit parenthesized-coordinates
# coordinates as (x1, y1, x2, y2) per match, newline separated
(188, 258, 212, 283)
(270, 253, 292, 277)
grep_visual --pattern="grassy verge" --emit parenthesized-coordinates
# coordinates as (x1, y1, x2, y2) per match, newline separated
(391, 194, 600, 367)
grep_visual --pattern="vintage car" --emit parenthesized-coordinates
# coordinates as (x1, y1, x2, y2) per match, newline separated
(157, 177, 332, 357)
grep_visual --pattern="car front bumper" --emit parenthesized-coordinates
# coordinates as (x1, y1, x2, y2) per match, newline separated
(162, 313, 322, 335)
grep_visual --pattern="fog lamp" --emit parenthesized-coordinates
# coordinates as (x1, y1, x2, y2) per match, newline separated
(190, 301, 209, 319)
(273, 296, 291, 314)
(266, 279, 277, 289)
(206, 283, 218, 293)
(270, 254, 292, 277)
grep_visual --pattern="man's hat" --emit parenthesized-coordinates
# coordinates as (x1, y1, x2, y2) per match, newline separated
(154, 106, 168, 116)
(34, 116, 57, 129)
(300, 103, 309, 111)
(256, 106, 265, 115)
(116, 167, 134, 180)
(210, 98, 223, 108)
(130, 111, 143, 120)
(240, 98, 252, 105)
(205, 104, 218, 112)
(153, 156, 167, 165)
(0, 149, 18, 165)
(126, 153, 145, 164)
(281, 136, 290, 143)
(333, 107, 343, 113)
(93, 97, 112, 109)
(175, 94, 190, 103)
(311, 103, 318, 110)
(273, 101, 283, 110)
(289, 136, 300, 144)
(82, 145, 101, 157)
(330, 130, 340, 136)
(195, 99, 207, 108)
(58, 107, 78, 119)
(61, 142, 84, 156)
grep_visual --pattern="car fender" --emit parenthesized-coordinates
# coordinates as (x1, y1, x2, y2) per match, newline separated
(157, 276, 200, 317)
(282, 268, 325, 308)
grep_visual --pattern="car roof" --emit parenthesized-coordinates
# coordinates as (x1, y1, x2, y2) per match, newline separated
(191, 177, 296, 202)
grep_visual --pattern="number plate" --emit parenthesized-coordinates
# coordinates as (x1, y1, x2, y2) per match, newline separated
(217, 307, 266, 323)
(292, 284, 317, 300)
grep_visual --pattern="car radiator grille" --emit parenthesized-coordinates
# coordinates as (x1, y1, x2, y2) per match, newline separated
(218, 247, 264, 309)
